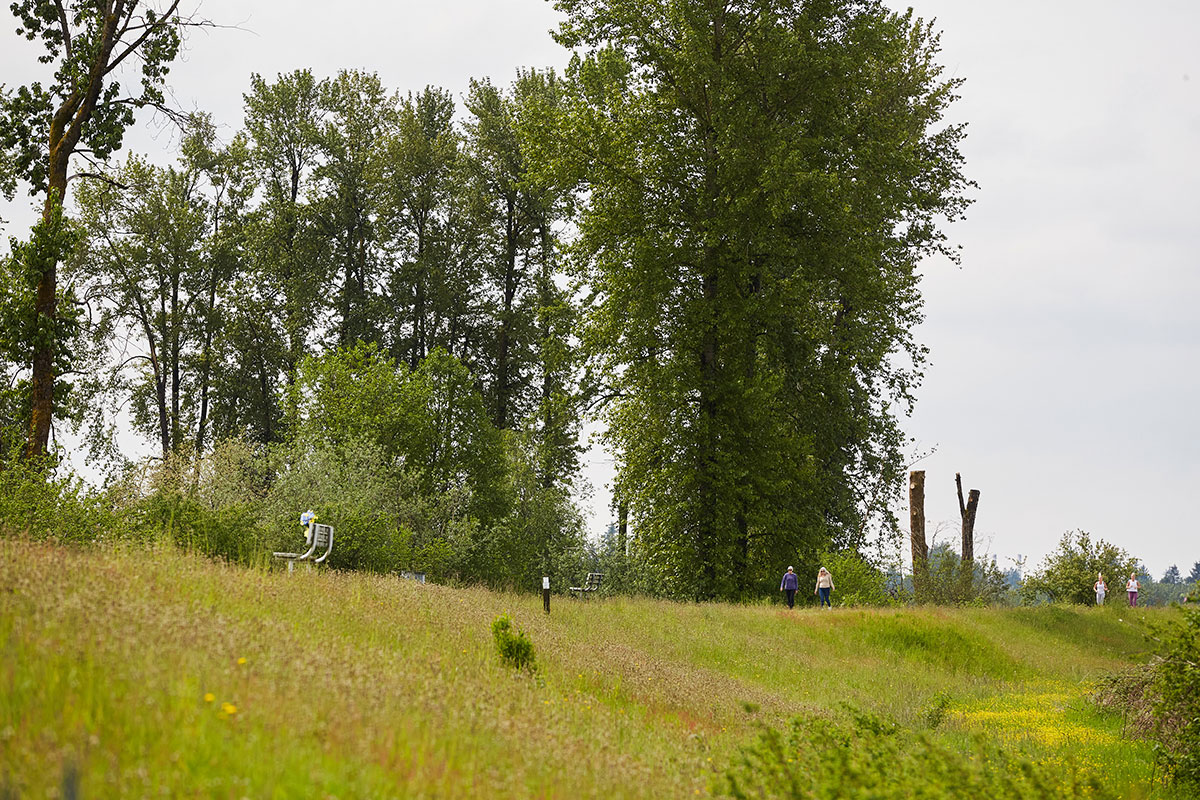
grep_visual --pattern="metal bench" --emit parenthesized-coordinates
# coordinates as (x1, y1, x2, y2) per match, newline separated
(569, 572, 603, 598)
(274, 522, 333, 572)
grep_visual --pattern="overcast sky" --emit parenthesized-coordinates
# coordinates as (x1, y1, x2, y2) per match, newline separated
(2, 0, 1197, 577)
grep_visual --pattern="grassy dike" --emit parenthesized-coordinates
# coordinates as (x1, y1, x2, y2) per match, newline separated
(0, 539, 1177, 798)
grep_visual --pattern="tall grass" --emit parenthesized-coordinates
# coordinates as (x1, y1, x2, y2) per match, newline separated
(0, 540, 1181, 797)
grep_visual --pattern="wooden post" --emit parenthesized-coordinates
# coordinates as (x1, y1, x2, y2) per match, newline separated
(543, 576, 551, 615)
(909, 470, 927, 595)
(955, 473, 980, 567)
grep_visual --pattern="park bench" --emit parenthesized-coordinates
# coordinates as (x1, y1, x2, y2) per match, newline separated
(274, 522, 333, 572)
(569, 572, 603, 598)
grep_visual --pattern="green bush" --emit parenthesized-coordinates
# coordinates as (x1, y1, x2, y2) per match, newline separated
(131, 490, 268, 565)
(0, 462, 114, 545)
(721, 709, 1118, 799)
(491, 614, 536, 671)
(816, 550, 893, 606)
(1151, 593, 1200, 789)
(1020, 531, 1137, 605)
(918, 543, 1011, 605)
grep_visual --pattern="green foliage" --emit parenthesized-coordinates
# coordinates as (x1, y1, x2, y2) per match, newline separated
(1020, 531, 1137, 605)
(1151, 593, 1200, 789)
(919, 543, 1012, 606)
(491, 614, 536, 671)
(0, 202, 84, 458)
(814, 550, 892, 607)
(131, 491, 267, 565)
(0, 460, 110, 544)
(721, 709, 1118, 800)
(544, 0, 973, 599)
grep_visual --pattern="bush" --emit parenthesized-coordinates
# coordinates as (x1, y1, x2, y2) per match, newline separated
(0, 461, 115, 545)
(816, 550, 893, 606)
(1020, 531, 1137, 605)
(915, 543, 1011, 605)
(130, 490, 268, 565)
(492, 614, 536, 671)
(721, 708, 1118, 799)
(1151, 593, 1200, 788)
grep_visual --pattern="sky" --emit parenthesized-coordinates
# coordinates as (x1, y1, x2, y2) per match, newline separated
(2, 0, 1198, 578)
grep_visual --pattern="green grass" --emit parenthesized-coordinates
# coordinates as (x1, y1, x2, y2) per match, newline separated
(0, 540, 1181, 797)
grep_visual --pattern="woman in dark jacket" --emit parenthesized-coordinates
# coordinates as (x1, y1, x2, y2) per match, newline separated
(780, 566, 799, 608)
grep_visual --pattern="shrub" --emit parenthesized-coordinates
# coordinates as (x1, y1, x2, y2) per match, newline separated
(917, 542, 1011, 605)
(491, 614, 536, 671)
(816, 550, 892, 606)
(721, 708, 1118, 799)
(1151, 593, 1200, 789)
(0, 461, 115, 545)
(1020, 531, 1137, 605)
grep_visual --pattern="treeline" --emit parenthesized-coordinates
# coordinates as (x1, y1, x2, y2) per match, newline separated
(2, 0, 976, 598)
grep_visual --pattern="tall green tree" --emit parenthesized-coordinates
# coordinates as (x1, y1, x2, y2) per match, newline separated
(545, 0, 973, 598)
(464, 71, 582, 489)
(313, 70, 396, 348)
(378, 87, 477, 370)
(72, 117, 250, 460)
(0, 0, 187, 459)
(241, 70, 326, 404)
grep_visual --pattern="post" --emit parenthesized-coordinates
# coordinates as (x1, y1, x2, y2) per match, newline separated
(543, 576, 551, 615)
(909, 470, 927, 596)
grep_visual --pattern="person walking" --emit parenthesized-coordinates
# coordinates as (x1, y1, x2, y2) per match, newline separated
(814, 567, 834, 609)
(780, 566, 799, 608)
(1126, 572, 1139, 607)
(1094, 573, 1107, 605)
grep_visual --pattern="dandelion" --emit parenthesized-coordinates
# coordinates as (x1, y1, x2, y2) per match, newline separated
(203, 693, 215, 703)
(221, 702, 237, 715)
(237, 657, 247, 665)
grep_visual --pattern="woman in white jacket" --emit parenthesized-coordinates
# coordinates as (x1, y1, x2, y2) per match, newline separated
(814, 567, 834, 609)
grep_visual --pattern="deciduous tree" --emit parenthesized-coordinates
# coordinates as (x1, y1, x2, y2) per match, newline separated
(544, 0, 973, 597)
(0, 0, 190, 459)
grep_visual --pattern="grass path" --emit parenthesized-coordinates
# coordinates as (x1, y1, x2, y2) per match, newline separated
(0, 540, 1174, 797)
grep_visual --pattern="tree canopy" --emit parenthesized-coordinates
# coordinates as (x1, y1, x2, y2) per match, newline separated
(537, 0, 973, 598)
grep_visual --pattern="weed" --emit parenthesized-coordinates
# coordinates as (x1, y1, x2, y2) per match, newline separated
(721, 708, 1119, 799)
(493, 614, 536, 671)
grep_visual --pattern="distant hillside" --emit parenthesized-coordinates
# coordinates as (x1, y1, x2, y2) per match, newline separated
(0, 540, 1178, 798)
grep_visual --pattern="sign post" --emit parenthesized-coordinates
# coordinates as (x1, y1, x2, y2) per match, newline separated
(543, 576, 551, 615)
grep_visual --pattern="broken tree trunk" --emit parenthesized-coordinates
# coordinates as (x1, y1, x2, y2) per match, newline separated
(956, 473, 980, 566)
(909, 470, 928, 595)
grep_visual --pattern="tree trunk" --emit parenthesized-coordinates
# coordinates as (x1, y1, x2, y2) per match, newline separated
(493, 196, 518, 430)
(909, 470, 927, 595)
(956, 473, 980, 600)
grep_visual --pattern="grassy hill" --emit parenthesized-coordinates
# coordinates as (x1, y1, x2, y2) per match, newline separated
(0, 539, 1178, 798)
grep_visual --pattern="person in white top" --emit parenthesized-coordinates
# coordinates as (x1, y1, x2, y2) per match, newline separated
(814, 567, 834, 609)
(1093, 573, 1106, 605)
(1125, 572, 1139, 607)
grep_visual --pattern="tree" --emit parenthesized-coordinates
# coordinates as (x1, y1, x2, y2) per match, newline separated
(1189, 561, 1200, 584)
(1020, 530, 1138, 605)
(378, 86, 479, 371)
(1163, 564, 1182, 585)
(72, 118, 250, 461)
(312, 70, 396, 349)
(241, 70, 326, 404)
(0, 0, 189, 459)
(543, 0, 972, 598)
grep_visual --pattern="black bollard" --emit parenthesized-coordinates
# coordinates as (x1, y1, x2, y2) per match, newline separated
(543, 576, 551, 614)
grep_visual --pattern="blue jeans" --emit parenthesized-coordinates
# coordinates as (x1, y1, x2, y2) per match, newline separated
(818, 587, 831, 607)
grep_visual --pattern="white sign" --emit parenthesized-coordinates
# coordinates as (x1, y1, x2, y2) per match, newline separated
(542, 576, 550, 590)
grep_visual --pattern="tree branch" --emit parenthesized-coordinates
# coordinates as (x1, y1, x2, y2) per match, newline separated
(67, 171, 129, 190)
(105, 0, 183, 77)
